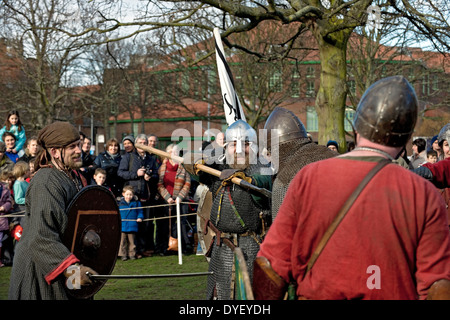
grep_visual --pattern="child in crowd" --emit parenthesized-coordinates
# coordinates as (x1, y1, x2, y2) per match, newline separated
(92, 168, 110, 191)
(0, 110, 26, 156)
(426, 150, 438, 164)
(0, 170, 15, 198)
(118, 185, 143, 261)
(12, 161, 30, 214)
(0, 177, 13, 267)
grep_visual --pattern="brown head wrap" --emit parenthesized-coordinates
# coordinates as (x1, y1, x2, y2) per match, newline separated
(38, 121, 80, 149)
(35, 122, 80, 170)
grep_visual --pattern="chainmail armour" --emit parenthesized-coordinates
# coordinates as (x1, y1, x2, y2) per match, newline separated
(200, 160, 271, 300)
(271, 138, 337, 220)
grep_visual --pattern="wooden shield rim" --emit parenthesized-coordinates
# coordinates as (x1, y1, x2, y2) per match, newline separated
(62, 185, 121, 299)
(234, 247, 254, 300)
(196, 186, 214, 262)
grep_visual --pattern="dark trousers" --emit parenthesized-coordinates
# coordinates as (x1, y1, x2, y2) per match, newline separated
(159, 203, 192, 254)
(135, 200, 155, 254)
(155, 204, 169, 254)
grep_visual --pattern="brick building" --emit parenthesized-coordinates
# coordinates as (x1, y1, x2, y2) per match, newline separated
(105, 31, 449, 155)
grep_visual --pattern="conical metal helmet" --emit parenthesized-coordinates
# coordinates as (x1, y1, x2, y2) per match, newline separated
(438, 123, 450, 145)
(263, 107, 308, 149)
(353, 76, 418, 147)
(225, 119, 258, 155)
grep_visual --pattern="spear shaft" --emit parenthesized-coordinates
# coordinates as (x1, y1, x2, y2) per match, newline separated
(134, 144, 271, 198)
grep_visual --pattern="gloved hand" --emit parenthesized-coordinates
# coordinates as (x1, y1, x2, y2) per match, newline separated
(219, 169, 253, 185)
(193, 158, 205, 176)
(64, 264, 98, 287)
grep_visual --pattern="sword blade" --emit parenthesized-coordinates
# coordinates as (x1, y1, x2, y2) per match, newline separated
(88, 271, 213, 280)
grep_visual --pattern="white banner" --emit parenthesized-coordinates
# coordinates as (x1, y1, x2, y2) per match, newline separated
(213, 28, 246, 125)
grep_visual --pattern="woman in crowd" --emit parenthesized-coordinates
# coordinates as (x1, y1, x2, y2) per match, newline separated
(93, 138, 123, 198)
(157, 143, 192, 255)
(2, 132, 23, 163)
(0, 110, 26, 156)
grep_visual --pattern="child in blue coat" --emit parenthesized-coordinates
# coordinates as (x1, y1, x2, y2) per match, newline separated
(118, 185, 143, 261)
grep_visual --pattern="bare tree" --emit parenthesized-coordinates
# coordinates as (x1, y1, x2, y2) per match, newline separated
(0, 0, 114, 130)
(347, 1, 450, 140)
(87, 0, 449, 148)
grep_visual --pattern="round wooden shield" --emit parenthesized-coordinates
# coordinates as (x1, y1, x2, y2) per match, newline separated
(62, 185, 121, 299)
(196, 185, 215, 262)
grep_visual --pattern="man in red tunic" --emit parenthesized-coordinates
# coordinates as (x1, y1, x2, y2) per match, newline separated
(255, 76, 450, 300)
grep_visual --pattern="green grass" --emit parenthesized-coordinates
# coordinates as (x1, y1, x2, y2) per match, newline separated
(0, 254, 210, 300)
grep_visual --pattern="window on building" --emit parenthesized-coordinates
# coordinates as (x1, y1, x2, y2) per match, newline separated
(269, 70, 283, 92)
(432, 74, 439, 91)
(182, 72, 190, 95)
(110, 104, 118, 115)
(306, 107, 355, 133)
(235, 66, 244, 93)
(306, 81, 315, 97)
(306, 106, 318, 132)
(133, 81, 139, 97)
(406, 67, 415, 82)
(348, 80, 356, 95)
(195, 50, 207, 60)
(109, 126, 116, 139)
(422, 74, 430, 95)
(207, 69, 217, 95)
(306, 66, 315, 78)
(291, 68, 300, 98)
(157, 82, 164, 100)
(344, 108, 355, 132)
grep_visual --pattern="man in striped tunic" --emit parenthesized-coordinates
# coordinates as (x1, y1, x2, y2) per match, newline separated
(9, 122, 96, 300)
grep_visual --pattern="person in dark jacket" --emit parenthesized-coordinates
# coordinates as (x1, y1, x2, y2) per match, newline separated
(79, 134, 96, 182)
(93, 138, 123, 197)
(117, 134, 158, 257)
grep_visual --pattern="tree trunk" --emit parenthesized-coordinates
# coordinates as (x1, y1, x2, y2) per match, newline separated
(312, 27, 352, 152)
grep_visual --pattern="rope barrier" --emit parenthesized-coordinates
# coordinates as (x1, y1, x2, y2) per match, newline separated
(122, 212, 198, 222)
(0, 201, 200, 222)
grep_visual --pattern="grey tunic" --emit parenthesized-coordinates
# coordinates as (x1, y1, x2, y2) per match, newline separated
(9, 168, 80, 300)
